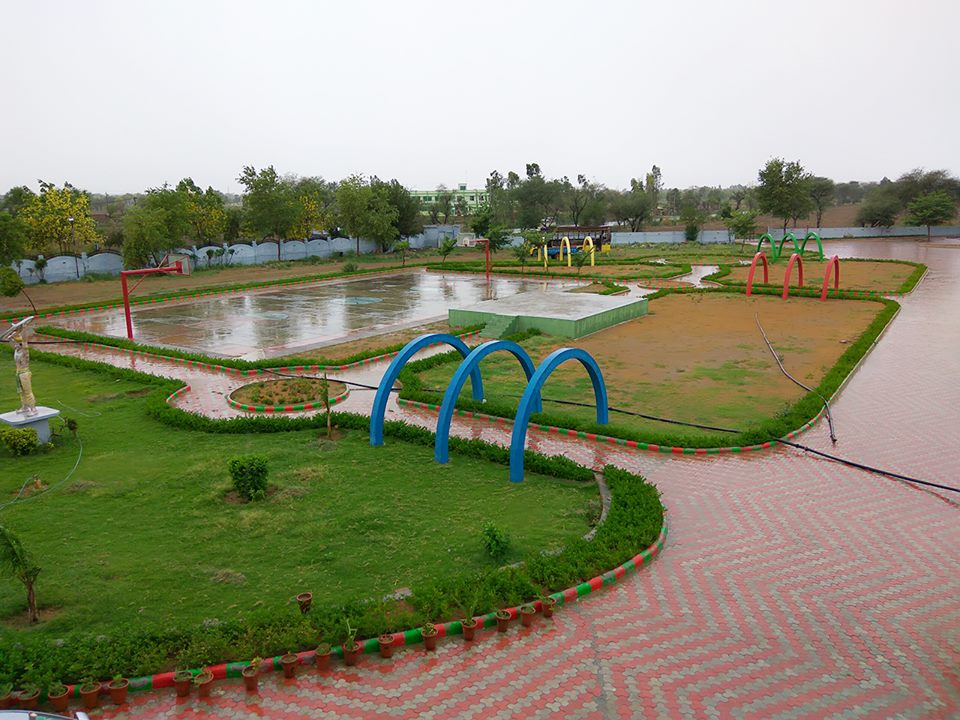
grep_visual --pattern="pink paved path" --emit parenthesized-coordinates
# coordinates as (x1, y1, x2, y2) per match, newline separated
(40, 241, 960, 718)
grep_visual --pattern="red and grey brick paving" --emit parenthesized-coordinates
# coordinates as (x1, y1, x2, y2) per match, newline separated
(38, 240, 960, 718)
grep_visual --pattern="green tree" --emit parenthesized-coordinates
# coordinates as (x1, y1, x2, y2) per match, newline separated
(437, 236, 457, 264)
(0, 266, 36, 313)
(0, 524, 41, 624)
(755, 158, 813, 234)
(19, 182, 100, 267)
(379, 179, 422, 239)
(723, 210, 759, 253)
(0, 212, 28, 265)
(0, 186, 35, 216)
(610, 183, 651, 231)
(893, 169, 960, 207)
(807, 176, 835, 227)
(289, 177, 336, 240)
(176, 178, 226, 244)
(432, 186, 454, 224)
(224, 207, 244, 242)
(122, 204, 173, 268)
(394, 239, 411, 266)
(904, 191, 956, 240)
(511, 240, 532, 271)
(237, 165, 301, 259)
(470, 203, 493, 239)
(335, 175, 399, 253)
(856, 189, 901, 228)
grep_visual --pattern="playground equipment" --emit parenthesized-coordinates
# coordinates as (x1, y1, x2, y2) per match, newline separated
(120, 253, 191, 340)
(369, 333, 483, 447)
(745, 252, 769, 296)
(782, 253, 804, 299)
(433, 340, 541, 464)
(583, 235, 596, 266)
(369, 334, 608, 482)
(756, 231, 824, 262)
(746, 251, 838, 300)
(820, 255, 841, 301)
(509, 347, 607, 482)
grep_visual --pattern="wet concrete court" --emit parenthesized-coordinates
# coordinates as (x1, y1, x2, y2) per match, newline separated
(51, 271, 582, 359)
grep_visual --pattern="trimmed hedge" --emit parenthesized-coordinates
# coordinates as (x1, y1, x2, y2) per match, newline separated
(34, 323, 485, 372)
(0, 350, 661, 687)
(398, 288, 901, 449)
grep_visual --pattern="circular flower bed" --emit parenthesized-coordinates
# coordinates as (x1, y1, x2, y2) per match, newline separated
(228, 377, 349, 413)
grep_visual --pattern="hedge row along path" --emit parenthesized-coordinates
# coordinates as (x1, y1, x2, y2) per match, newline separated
(11, 239, 960, 718)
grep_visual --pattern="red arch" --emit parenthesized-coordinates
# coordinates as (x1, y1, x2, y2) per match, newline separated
(782, 253, 804, 299)
(745, 252, 769, 297)
(820, 255, 840, 301)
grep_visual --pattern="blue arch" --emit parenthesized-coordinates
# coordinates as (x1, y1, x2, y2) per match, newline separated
(369, 333, 483, 446)
(509, 348, 608, 483)
(434, 340, 541, 464)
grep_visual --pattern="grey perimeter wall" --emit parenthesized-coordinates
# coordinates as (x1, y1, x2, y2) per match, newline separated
(9, 223, 958, 285)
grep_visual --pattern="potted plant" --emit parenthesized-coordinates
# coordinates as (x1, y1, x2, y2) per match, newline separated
(495, 609, 512, 633)
(461, 615, 479, 642)
(108, 674, 129, 705)
(194, 669, 214, 698)
(47, 680, 70, 713)
(421, 623, 439, 652)
(378, 633, 396, 659)
(172, 670, 192, 698)
(79, 678, 102, 710)
(540, 594, 558, 618)
(241, 658, 261, 693)
(520, 603, 537, 627)
(15, 683, 40, 710)
(342, 621, 361, 666)
(280, 651, 299, 678)
(0, 682, 12, 709)
(296, 591, 313, 614)
(315, 643, 332, 672)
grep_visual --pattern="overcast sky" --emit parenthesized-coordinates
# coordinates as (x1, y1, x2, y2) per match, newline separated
(2, 0, 957, 195)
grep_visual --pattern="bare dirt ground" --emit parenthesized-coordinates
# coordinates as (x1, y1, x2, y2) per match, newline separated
(420, 293, 883, 435)
(725, 259, 913, 292)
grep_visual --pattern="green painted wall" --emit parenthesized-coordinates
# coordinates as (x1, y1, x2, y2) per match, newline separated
(449, 299, 647, 339)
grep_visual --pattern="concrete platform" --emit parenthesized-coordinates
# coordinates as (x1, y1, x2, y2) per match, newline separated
(448, 290, 647, 338)
(0, 406, 60, 443)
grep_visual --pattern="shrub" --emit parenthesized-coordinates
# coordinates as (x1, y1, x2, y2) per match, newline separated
(480, 522, 510, 561)
(342, 262, 358, 273)
(228, 455, 268, 501)
(1, 427, 39, 456)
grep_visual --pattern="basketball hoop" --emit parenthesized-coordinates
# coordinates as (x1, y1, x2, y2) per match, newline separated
(120, 254, 193, 340)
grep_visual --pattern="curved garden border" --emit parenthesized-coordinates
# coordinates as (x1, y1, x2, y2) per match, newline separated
(704, 260, 927, 298)
(47, 521, 666, 699)
(226, 384, 350, 414)
(424, 265, 691, 283)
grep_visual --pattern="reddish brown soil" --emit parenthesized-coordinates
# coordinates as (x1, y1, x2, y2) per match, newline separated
(725, 260, 912, 292)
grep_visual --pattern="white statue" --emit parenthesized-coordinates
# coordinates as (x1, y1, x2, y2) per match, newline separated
(1, 316, 37, 416)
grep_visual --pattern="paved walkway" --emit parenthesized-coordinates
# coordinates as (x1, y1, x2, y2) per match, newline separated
(42, 241, 960, 718)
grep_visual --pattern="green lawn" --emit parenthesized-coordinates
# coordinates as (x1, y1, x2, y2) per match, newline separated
(0, 362, 596, 640)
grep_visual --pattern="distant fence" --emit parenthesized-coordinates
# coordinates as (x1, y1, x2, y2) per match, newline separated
(7, 225, 462, 285)
(764, 225, 960, 239)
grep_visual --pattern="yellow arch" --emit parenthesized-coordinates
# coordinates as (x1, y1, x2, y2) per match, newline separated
(583, 236, 596, 266)
(560, 236, 572, 267)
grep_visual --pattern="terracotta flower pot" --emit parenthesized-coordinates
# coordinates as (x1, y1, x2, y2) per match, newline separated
(15, 688, 39, 710)
(495, 610, 511, 633)
(172, 672, 192, 698)
(315, 644, 332, 671)
(422, 624, 439, 652)
(280, 653, 299, 678)
(195, 671, 214, 698)
(461, 617, 479, 641)
(378, 634, 396, 658)
(241, 666, 259, 693)
(541, 596, 557, 618)
(342, 640, 361, 667)
(109, 678, 129, 705)
(80, 681, 102, 710)
(296, 591, 313, 614)
(48, 688, 71, 713)
(520, 604, 536, 627)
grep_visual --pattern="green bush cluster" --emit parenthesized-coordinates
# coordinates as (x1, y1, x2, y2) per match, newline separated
(228, 455, 268, 501)
(0, 426, 39, 456)
(480, 522, 510, 560)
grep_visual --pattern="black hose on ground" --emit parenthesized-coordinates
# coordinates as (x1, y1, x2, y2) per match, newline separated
(755, 313, 838, 443)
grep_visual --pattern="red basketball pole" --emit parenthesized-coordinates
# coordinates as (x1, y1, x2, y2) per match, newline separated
(121, 261, 183, 340)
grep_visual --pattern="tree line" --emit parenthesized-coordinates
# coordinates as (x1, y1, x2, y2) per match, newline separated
(1, 162, 957, 273)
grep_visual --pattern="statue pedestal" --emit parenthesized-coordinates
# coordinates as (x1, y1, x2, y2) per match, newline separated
(0, 406, 61, 444)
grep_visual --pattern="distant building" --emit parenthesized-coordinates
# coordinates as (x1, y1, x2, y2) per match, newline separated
(412, 183, 488, 214)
